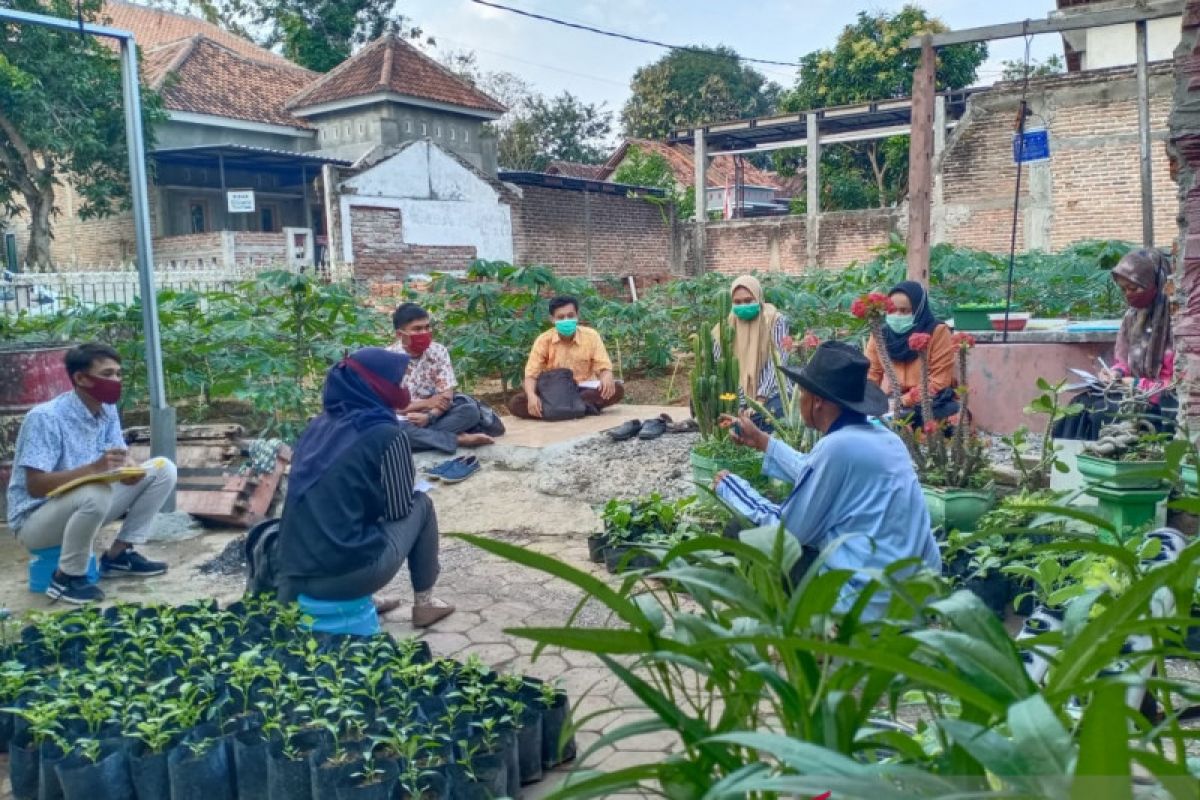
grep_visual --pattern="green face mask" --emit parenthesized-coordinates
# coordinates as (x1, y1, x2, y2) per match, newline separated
(554, 318, 578, 337)
(732, 302, 761, 321)
(885, 313, 915, 335)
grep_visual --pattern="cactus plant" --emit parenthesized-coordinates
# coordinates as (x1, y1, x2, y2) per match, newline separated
(690, 311, 740, 439)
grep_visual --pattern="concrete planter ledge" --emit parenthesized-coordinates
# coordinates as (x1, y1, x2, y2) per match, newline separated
(969, 329, 1118, 344)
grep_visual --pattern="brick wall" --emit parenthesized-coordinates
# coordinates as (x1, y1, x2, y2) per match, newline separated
(1170, 3, 1200, 428)
(699, 209, 899, 275)
(941, 63, 1176, 252)
(349, 206, 475, 281)
(508, 184, 673, 279)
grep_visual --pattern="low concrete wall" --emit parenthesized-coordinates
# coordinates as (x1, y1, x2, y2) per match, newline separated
(964, 330, 1116, 434)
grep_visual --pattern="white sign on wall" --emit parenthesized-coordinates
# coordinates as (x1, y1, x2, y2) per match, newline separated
(226, 190, 255, 213)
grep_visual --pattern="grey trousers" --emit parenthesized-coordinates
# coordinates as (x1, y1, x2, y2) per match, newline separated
(16, 459, 178, 575)
(406, 395, 482, 454)
(279, 492, 440, 602)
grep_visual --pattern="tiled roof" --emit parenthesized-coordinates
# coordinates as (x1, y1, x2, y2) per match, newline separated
(103, 0, 294, 67)
(148, 36, 316, 129)
(287, 34, 506, 116)
(545, 160, 607, 179)
(597, 139, 783, 191)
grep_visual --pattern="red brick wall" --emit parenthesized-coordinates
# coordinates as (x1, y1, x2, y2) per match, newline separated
(508, 185, 672, 278)
(701, 210, 897, 275)
(941, 63, 1176, 252)
(349, 206, 475, 282)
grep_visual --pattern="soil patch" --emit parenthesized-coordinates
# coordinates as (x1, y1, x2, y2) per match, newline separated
(198, 535, 247, 577)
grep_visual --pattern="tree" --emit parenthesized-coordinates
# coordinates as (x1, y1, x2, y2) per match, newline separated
(158, 0, 429, 72)
(442, 51, 611, 172)
(621, 46, 780, 139)
(0, 0, 167, 268)
(778, 5, 987, 209)
(1000, 54, 1065, 82)
(611, 144, 695, 221)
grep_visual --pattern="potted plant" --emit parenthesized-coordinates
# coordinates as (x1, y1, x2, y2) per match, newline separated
(688, 312, 760, 487)
(1077, 387, 1171, 490)
(871, 324, 994, 532)
(1000, 378, 1084, 492)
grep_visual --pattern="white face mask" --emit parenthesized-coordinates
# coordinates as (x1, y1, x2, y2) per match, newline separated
(886, 313, 915, 335)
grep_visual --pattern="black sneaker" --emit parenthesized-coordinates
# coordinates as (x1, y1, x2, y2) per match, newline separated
(101, 548, 168, 577)
(47, 573, 105, 605)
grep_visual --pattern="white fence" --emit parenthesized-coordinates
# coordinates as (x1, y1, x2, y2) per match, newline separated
(2, 262, 355, 316)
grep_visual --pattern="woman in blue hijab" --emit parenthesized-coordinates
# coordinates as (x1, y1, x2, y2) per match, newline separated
(276, 347, 455, 628)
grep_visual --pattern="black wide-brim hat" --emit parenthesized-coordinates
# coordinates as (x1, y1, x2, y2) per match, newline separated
(780, 340, 889, 417)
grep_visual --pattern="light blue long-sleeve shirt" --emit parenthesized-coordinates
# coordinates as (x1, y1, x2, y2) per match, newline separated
(717, 416, 939, 619)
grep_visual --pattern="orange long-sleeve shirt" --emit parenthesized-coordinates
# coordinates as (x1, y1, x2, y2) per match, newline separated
(865, 323, 956, 408)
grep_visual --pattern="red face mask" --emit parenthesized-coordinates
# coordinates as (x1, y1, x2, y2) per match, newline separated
(1126, 287, 1157, 309)
(404, 331, 434, 357)
(81, 375, 122, 405)
(343, 358, 411, 410)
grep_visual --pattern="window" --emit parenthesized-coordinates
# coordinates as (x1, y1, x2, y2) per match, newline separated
(188, 200, 208, 234)
(405, 120, 412, 133)
(449, 127, 456, 141)
(434, 125, 442, 137)
(463, 130, 469, 143)
(420, 122, 427, 135)
(259, 204, 279, 233)
(357, 122, 364, 136)
(331, 126, 339, 140)
(343, 122, 351, 137)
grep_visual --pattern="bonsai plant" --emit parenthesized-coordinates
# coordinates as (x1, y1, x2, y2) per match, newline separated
(1078, 383, 1173, 489)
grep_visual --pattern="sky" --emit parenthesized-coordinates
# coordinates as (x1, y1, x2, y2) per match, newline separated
(405, 0, 1065, 123)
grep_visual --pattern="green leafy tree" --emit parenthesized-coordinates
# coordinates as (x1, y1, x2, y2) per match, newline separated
(167, 0, 429, 72)
(1000, 54, 1065, 82)
(497, 92, 611, 172)
(611, 144, 695, 221)
(0, 0, 167, 268)
(778, 5, 987, 209)
(621, 46, 780, 139)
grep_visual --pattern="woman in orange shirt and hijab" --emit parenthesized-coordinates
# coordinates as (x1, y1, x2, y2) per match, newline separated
(865, 281, 960, 428)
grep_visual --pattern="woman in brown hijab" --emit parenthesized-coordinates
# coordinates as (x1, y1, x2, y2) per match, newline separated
(714, 275, 790, 421)
(1054, 249, 1176, 440)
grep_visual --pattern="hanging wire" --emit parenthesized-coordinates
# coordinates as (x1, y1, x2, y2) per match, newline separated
(1002, 22, 1035, 344)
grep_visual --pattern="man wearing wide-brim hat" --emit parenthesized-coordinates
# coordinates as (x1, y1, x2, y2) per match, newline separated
(715, 341, 940, 619)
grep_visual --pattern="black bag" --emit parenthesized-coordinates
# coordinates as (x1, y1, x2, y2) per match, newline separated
(536, 369, 586, 421)
(474, 399, 506, 437)
(245, 518, 282, 597)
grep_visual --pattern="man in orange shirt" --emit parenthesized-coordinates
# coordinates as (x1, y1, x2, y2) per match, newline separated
(509, 296, 623, 419)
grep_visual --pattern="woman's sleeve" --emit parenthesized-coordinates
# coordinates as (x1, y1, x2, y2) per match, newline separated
(755, 316, 788, 399)
(380, 430, 415, 521)
(865, 335, 884, 386)
(925, 325, 956, 396)
(1113, 325, 1130, 376)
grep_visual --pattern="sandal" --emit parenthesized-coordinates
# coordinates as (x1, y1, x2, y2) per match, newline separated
(604, 419, 642, 441)
(638, 417, 667, 440)
(666, 417, 699, 434)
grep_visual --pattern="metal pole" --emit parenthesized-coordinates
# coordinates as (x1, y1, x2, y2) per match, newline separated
(120, 37, 176, 501)
(1136, 19, 1154, 248)
(693, 128, 707, 274)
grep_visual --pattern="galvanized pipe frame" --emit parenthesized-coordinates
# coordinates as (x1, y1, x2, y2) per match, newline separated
(0, 6, 176, 504)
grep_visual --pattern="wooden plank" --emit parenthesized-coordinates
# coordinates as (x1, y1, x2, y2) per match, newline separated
(176, 490, 246, 517)
(123, 424, 244, 443)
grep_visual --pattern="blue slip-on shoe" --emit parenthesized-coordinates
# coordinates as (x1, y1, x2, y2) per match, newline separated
(426, 457, 462, 480)
(439, 457, 481, 484)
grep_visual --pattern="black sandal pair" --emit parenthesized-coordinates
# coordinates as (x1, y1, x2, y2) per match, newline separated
(604, 414, 698, 442)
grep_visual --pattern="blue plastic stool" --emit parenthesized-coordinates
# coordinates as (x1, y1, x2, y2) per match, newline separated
(297, 594, 380, 636)
(28, 547, 100, 593)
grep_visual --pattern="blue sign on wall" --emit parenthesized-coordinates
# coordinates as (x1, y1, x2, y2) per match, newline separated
(1013, 128, 1050, 163)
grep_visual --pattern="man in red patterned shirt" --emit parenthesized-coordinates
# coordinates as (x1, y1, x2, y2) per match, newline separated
(388, 303, 502, 453)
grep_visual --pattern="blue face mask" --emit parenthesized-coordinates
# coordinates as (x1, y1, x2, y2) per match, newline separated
(885, 313, 915, 335)
(554, 319, 578, 337)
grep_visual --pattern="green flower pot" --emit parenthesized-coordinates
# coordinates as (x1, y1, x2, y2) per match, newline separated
(690, 446, 763, 490)
(951, 305, 1007, 331)
(1181, 463, 1197, 492)
(923, 486, 996, 532)
(1076, 454, 1168, 490)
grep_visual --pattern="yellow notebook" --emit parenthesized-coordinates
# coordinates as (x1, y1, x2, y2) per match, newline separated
(46, 467, 147, 498)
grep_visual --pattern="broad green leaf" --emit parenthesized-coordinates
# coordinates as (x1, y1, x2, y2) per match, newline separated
(1071, 683, 1131, 799)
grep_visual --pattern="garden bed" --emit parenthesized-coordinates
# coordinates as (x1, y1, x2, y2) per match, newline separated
(0, 597, 575, 800)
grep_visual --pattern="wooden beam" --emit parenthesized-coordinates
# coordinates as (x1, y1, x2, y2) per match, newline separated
(906, 35, 936, 285)
(904, 1, 1183, 48)
(806, 112, 820, 270)
(693, 128, 707, 274)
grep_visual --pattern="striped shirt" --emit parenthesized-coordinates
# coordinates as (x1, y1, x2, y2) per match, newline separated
(380, 431, 415, 521)
(714, 314, 789, 402)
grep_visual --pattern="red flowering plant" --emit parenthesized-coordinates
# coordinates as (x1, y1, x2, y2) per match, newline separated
(892, 327, 991, 490)
(853, 293, 905, 411)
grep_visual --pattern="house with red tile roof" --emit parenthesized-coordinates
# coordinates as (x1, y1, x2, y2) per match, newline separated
(596, 139, 788, 217)
(4, 1, 510, 270)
